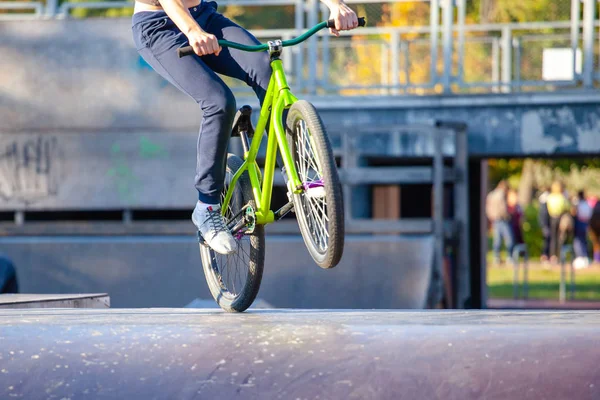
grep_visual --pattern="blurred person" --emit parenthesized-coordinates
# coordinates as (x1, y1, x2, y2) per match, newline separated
(486, 180, 514, 264)
(572, 190, 592, 269)
(0, 255, 18, 294)
(590, 202, 600, 265)
(559, 210, 574, 257)
(538, 187, 551, 263)
(547, 181, 571, 264)
(131, 0, 359, 254)
(507, 188, 524, 249)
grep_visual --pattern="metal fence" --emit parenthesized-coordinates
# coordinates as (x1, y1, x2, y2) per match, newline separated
(1, 0, 599, 93)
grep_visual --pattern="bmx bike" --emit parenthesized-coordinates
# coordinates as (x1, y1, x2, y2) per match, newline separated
(178, 17, 366, 312)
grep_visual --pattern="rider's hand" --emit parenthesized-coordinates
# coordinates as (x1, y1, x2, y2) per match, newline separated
(328, 2, 358, 37)
(187, 28, 222, 57)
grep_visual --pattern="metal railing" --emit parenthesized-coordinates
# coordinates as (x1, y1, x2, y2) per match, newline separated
(0, 1, 44, 19)
(511, 244, 529, 300)
(559, 244, 575, 303)
(1, 0, 598, 93)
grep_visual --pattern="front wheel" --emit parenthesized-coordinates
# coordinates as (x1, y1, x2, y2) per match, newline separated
(200, 154, 265, 312)
(286, 100, 345, 269)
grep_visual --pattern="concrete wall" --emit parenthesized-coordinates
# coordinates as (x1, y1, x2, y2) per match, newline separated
(0, 132, 198, 210)
(2, 19, 600, 157)
(0, 235, 433, 309)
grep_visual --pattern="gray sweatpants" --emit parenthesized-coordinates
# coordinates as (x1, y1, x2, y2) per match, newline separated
(132, 1, 271, 203)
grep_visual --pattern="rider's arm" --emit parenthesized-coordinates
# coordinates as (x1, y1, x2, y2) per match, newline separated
(159, 0, 221, 56)
(319, 0, 359, 36)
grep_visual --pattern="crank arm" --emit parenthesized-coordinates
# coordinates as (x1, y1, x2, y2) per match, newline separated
(274, 200, 294, 221)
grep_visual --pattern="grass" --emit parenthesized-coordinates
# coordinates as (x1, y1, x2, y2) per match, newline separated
(487, 263, 600, 301)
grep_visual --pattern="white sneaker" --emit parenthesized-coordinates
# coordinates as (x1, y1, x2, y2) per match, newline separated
(192, 202, 236, 255)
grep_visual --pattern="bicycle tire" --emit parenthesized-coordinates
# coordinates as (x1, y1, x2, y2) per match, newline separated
(200, 154, 265, 312)
(285, 100, 345, 269)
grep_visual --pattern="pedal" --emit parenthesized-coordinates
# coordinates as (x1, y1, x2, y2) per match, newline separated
(226, 203, 256, 236)
(303, 180, 326, 199)
(304, 186, 326, 199)
(231, 105, 254, 137)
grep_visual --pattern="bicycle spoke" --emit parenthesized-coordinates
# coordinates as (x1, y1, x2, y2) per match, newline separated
(305, 196, 325, 250)
(309, 196, 329, 232)
(210, 171, 254, 297)
(308, 197, 328, 250)
(293, 118, 332, 253)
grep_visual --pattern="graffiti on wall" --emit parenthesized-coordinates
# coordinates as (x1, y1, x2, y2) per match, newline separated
(0, 136, 62, 205)
(520, 107, 600, 154)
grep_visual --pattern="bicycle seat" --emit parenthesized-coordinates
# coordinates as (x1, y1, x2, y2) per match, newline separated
(231, 105, 254, 137)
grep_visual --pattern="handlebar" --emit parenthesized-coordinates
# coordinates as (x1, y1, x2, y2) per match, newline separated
(177, 17, 366, 58)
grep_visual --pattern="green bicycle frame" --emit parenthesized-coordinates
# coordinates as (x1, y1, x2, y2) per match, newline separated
(221, 58, 301, 226)
(179, 18, 365, 225)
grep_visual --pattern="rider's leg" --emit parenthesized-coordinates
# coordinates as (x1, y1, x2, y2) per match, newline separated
(132, 7, 237, 254)
(200, 13, 272, 103)
(133, 6, 236, 204)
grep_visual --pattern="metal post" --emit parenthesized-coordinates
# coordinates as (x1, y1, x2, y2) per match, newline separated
(123, 210, 132, 224)
(561, 245, 575, 300)
(511, 245, 528, 300)
(441, 0, 454, 92)
(307, 0, 319, 95)
(571, 0, 581, 82)
(381, 42, 389, 95)
(294, 0, 304, 93)
(513, 38, 522, 92)
(513, 259, 519, 299)
(14, 211, 24, 226)
(560, 260, 566, 303)
(501, 26, 512, 93)
(491, 38, 500, 92)
(429, 125, 445, 308)
(341, 134, 356, 224)
(570, 257, 576, 300)
(437, 121, 469, 309)
(559, 245, 572, 303)
(45, 0, 58, 17)
(282, 34, 293, 77)
(582, 0, 595, 88)
(455, 123, 470, 309)
(320, 2, 330, 91)
(480, 160, 489, 308)
(294, 0, 303, 31)
(402, 40, 410, 88)
(456, 0, 466, 86)
(391, 31, 400, 95)
(523, 251, 529, 299)
(430, 0, 440, 86)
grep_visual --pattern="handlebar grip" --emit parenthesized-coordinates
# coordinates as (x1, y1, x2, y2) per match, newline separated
(326, 16, 365, 29)
(177, 46, 195, 58)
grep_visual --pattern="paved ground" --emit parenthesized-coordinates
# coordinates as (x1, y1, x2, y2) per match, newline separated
(1, 309, 600, 399)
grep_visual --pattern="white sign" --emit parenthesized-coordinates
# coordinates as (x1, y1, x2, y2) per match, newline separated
(542, 48, 582, 81)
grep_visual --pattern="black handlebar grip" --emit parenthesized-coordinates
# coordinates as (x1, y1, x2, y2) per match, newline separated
(326, 17, 365, 29)
(177, 46, 195, 58)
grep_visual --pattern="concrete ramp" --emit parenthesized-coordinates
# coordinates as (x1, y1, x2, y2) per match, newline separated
(1, 309, 599, 399)
(2, 235, 433, 308)
(0, 293, 109, 309)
